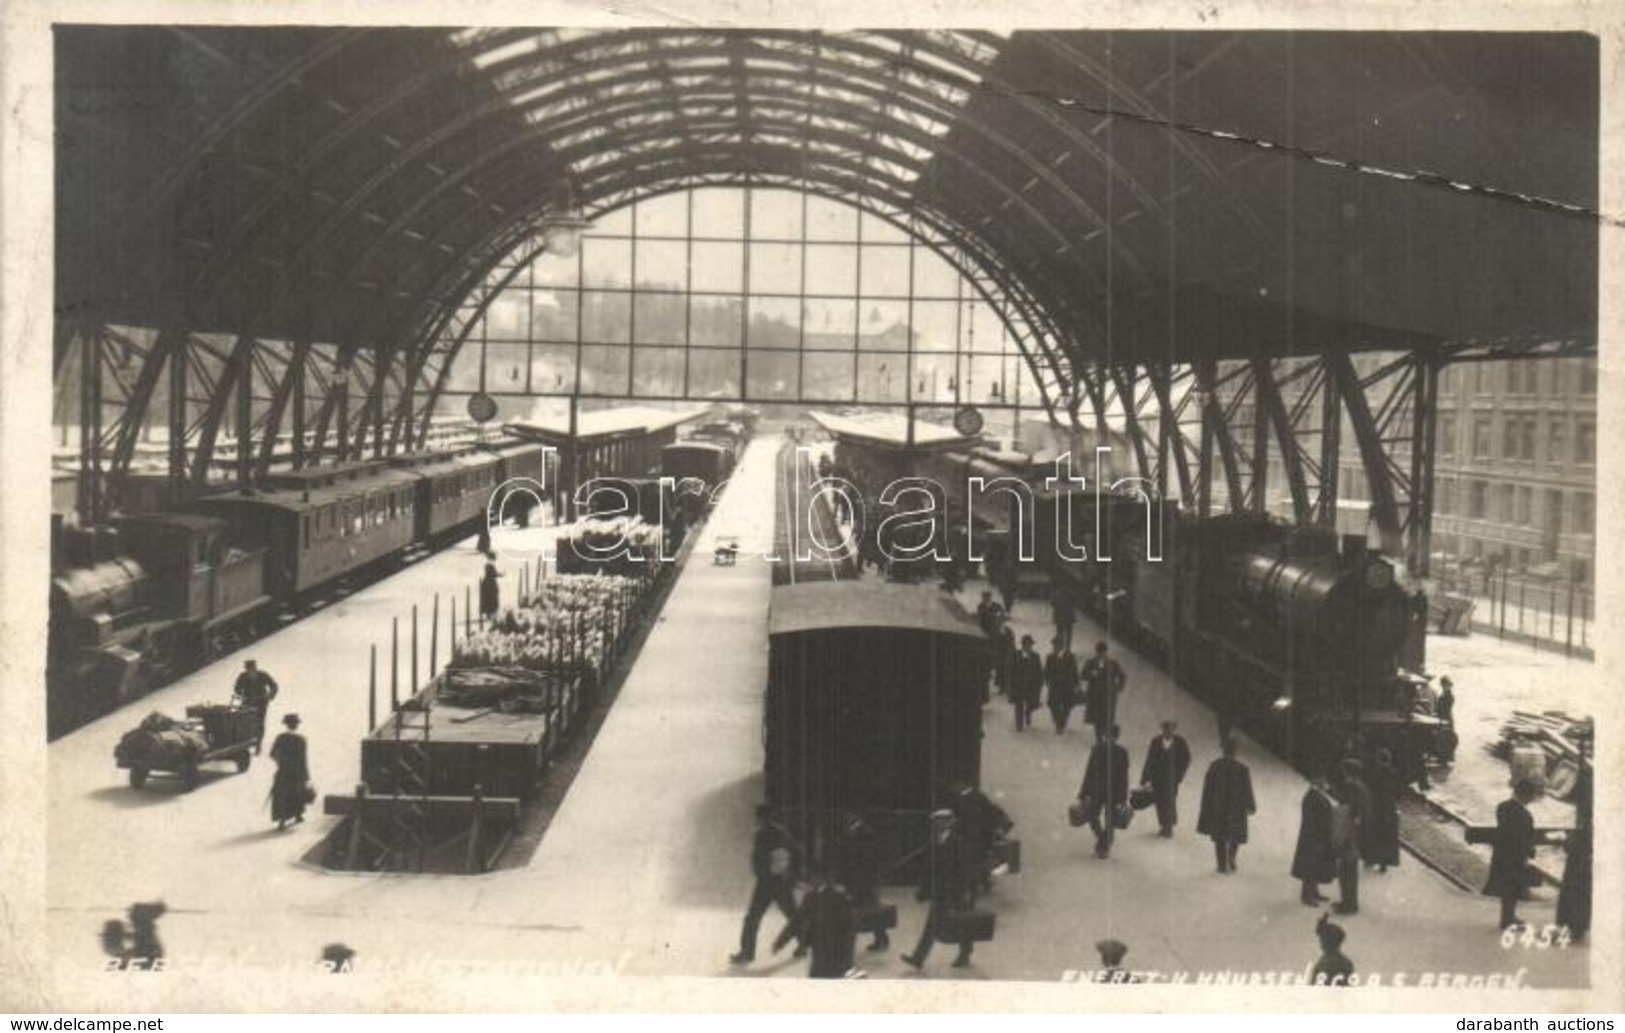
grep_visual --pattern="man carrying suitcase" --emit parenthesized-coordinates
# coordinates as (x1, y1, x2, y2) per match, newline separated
(903, 810, 988, 970)
(839, 812, 891, 952)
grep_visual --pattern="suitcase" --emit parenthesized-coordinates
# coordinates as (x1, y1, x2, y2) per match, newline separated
(990, 838, 1022, 874)
(938, 908, 995, 944)
(853, 904, 897, 934)
(1129, 786, 1156, 812)
(1113, 802, 1134, 830)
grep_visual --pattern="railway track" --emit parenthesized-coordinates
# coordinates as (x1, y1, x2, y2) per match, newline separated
(773, 438, 854, 586)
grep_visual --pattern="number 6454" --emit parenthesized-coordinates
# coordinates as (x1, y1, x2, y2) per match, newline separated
(1500, 924, 1573, 950)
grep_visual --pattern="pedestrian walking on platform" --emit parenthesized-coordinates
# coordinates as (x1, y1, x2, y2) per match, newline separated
(479, 561, 503, 619)
(992, 624, 1015, 699)
(1077, 726, 1130, 859)
(731, 806, 800, 965)
(1197, 736, 1256, 873)
(773, 878, 858, 979)
(1140, 720, 1192, 837)
(1050, 578, 1078, 654)
(1044, 638, 1080, 734)
(1292, 771, 1339, 906)
(902, 810, 978, 970)
(1081, 642, 1126, 736)
(269, 714, 311, 831)
(839, 813, 890, 953)
(1483, 778, 1540, 931)
(1011, 634, 1043, 731)
(976, 590, 1006, 640)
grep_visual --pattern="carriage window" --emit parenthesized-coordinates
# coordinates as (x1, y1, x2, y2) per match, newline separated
(303, 516, 310, 550)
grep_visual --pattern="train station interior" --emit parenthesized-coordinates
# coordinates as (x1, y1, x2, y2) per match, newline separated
(14, 20, 1608, 1009)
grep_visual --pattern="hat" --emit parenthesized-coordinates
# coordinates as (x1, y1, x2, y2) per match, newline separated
(1440, 676, 1454, 688)
(1095, 938, 1128, 965)
(283, 713, 301, 728)
(1020, 634, 1035, 646)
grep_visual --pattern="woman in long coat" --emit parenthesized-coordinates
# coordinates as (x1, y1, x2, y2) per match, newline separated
(1361, 749, 1402, 871)
(269, 713, 311, 830)
(1291, 773, 1339, 905)
(1196, 737, 1256, 873)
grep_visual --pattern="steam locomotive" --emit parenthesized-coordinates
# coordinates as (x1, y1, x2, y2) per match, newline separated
(825, 424, 1426, 769)
(48, 439, 555, 739)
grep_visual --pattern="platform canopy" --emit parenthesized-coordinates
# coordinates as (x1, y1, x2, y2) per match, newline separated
(502, 406, 706, 446)
(53, 27, 1600, 543)
(57, 28, 1597, 372)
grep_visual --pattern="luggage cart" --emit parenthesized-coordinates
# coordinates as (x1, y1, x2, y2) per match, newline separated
(115, 704, 260, 791)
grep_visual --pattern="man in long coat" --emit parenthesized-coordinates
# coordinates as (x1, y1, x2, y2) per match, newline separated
(1362, 749, 1403, 872)
(1081, 642, 1126, 735)
(1196, 736, 1256, 873)
(1044, 638, 1080, 734)
(1010, 634, 1044, 732)
(1557, 767, 1592, 944)
(1292, 771, 1339, 906)
(773, 879, 858, 979)
(902, 811, 978, 970)
(1483, 778, 1539, 930)
(838, 813, 890, 952)
(1077, 726, 1131, 859)
(1140, 720, 1192, 837)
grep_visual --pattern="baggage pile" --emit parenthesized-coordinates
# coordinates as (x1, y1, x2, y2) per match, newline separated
(114, 705, 257, 791)
(115, 712, 208, 769)
(1487, 710, 1593, 801)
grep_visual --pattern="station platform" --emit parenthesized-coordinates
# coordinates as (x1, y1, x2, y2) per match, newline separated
(45, 445, 1590, 988)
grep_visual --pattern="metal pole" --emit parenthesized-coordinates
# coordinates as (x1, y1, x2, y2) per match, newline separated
(1518, 579, 1525, 636)
(391, 617, 399, 710)
(1498, 567, 1508, 638)
(466, 585, 473, 636)
(1565, 578, 1575, 656)
(368, 644, 377, 732)
(411, 604, 419, 695)
(450, 594, 458, 656)
(430, 594, 439, 677)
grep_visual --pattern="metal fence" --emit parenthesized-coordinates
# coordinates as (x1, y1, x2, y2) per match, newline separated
(1435, 569, 1593, 658)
